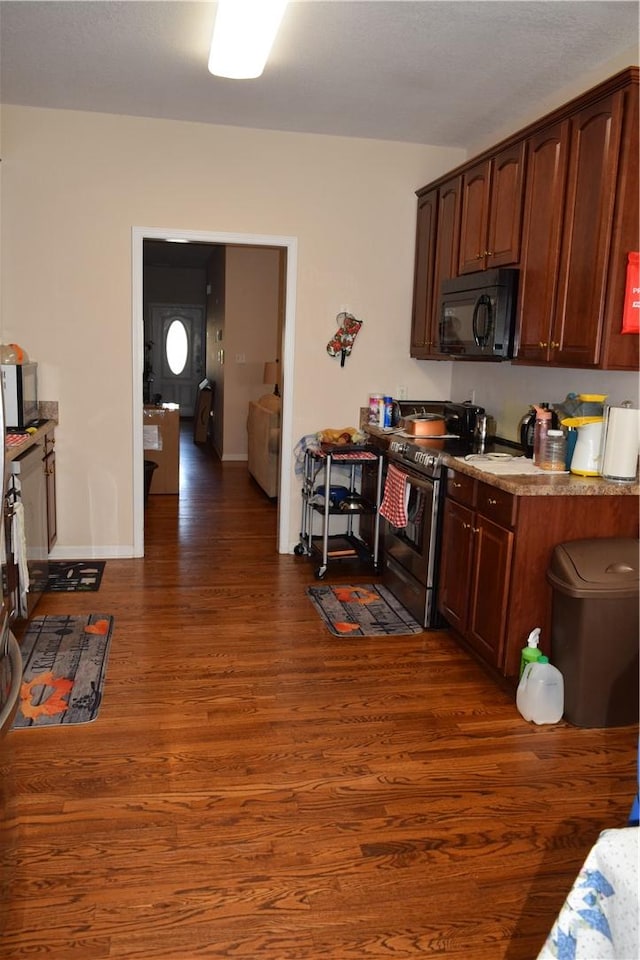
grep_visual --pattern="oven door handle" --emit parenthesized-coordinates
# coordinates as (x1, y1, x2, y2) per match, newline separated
(392, 467, 437, 493)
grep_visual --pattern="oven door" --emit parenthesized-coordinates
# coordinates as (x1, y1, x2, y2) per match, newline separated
(382, 463, 442, 627)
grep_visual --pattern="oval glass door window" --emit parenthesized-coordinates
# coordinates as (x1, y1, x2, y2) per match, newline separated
(166, 319, 189, 375)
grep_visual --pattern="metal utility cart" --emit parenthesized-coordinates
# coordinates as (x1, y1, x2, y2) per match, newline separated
(294, 444, 384, 578)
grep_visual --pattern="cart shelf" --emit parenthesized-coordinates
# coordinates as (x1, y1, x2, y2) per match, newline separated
(294, 446, 384, 579)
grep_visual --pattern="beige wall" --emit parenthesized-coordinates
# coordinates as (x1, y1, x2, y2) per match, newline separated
(223, 245, 281, 460)
(450, 363, 640, 444)
(0, 104, 462, 555)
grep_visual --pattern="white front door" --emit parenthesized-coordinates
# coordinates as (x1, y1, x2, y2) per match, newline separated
(146, 304, 205, 416)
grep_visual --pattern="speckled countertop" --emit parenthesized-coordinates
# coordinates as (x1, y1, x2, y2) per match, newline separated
(365, 426, 639, 498)
(442, 454, 639, 497)
(5, 418, 57, 463)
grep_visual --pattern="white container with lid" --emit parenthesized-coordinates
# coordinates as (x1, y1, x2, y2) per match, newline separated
(539, 429, 567, 472)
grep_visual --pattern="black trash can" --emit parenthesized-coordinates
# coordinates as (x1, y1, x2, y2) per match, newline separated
(144, 459, 158, 506)
(547, 538, 639, 728)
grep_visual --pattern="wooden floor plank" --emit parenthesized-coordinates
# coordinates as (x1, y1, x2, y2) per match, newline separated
(1, 421, 637, 959)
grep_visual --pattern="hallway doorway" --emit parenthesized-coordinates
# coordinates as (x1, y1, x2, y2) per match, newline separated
(145, 304, 206, 415)
(132, 226, 298, 558)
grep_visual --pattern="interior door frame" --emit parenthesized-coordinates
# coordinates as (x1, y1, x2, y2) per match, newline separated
(132, 226, 298, 558)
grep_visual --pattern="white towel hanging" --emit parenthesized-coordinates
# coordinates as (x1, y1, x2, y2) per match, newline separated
(11, 491, 30, 618)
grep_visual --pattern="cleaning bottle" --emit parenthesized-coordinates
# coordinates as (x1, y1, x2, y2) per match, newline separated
(519, 627, 542, 678)
(516, 656, 564, 725)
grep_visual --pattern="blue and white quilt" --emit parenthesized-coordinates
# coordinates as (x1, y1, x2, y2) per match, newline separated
(538, 827, 639, 960)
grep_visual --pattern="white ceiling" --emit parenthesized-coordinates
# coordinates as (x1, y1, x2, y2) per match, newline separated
(0, 1, 638, 149)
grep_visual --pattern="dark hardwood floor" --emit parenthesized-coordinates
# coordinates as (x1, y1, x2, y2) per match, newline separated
(1, 422, 637, 959)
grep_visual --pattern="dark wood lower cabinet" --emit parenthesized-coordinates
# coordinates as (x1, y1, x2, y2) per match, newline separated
(467, 514, 514, 669)
(43, 428, 57, 551)
(438, 468, 640, 683)
(439, 482, 514, 671)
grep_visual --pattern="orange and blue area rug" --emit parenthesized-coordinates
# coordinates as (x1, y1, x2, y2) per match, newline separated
(11, 614, 114, 729)
(306, 583, 422, 637)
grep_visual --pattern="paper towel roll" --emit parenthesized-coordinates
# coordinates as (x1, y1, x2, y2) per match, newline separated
(601, 406, 640, 481)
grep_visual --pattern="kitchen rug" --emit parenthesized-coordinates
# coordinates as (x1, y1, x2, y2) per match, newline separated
(11, 614, 114, 728)
(306, 583, 423, 637)
(45, 560, 105, 592)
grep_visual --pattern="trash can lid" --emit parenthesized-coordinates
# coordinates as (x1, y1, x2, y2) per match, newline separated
(547, 537, 640, 598)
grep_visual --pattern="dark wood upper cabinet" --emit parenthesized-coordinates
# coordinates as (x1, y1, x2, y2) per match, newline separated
(458, 142, 526, 274)
(458, 160, 491, 274)
(409, 189, 438, 356)
(515, 83, 639, 369)
(410, 176, 460, 359)
(486, 143, 527, 269)
(553, 92, 623, 366)
(514, 121, 569, 363)
(412, 67, 639, 372)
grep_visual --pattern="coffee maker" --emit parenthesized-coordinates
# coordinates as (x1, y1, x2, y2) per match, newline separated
(444, 401, 485, 442)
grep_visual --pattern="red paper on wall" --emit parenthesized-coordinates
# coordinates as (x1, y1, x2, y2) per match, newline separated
(622, 251, 640, 334)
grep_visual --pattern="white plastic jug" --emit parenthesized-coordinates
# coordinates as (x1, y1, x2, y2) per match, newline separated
(516, 657, 564, 724)
(570, 420, 604, 475)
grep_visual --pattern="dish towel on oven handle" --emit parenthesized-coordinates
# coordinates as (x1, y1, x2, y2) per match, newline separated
(379, 463, 410, 528)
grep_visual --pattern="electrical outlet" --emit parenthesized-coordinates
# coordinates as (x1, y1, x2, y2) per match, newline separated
(396, 385, 409, 400)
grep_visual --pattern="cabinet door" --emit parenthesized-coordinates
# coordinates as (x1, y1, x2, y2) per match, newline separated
(486, 142, 526, 268)
(599, 81, 639, 371)
(458, 160, 490, 274)
(430, 177, 462, 350)
(44, 451, 57, 551)
(410, 190, 438, 357)
(514, 121, 569, 363)
(437, 498, 474, 633)
(553, 91, 624, 367)
(467, 515, 513, 669)
(412, 178, 461, 358)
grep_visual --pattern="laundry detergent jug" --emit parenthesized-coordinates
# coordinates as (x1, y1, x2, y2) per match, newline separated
(516, 656, 564, 725)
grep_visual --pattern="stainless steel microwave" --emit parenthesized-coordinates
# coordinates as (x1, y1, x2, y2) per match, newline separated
(1, 362, 38, 428)
(438, 268, 518, 359)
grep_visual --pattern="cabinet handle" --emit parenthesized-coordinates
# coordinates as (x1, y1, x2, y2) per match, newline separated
(484, 250, 493, 257)
(487, 498, 497, 505)
(475, 253, 483, 260)
(472, 526, 480, 534)
(538, 341, 548, 349)
(452, 481, 463, 488)
(551, 341, 560, 349)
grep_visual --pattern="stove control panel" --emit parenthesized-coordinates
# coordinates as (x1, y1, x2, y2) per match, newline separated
(414, 450, 439, 471)
(387, 439, 443, 477)
(389, 439, 411, 458)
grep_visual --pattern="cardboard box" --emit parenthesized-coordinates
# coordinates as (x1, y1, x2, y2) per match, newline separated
(143, 404, 180, 494)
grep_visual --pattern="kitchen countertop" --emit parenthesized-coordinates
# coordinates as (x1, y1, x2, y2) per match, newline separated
(443, 453, 639, 497)
(365, 426, 639, 497)
(5, 419, 57, 463)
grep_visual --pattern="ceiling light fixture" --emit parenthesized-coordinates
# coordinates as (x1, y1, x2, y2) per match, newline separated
(208, 0, 288, 80)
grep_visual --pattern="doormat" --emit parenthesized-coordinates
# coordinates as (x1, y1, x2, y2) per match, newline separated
(306, 583, 423, 637)
(45, 560, 105, 592)
(11, 614, 114, 728)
